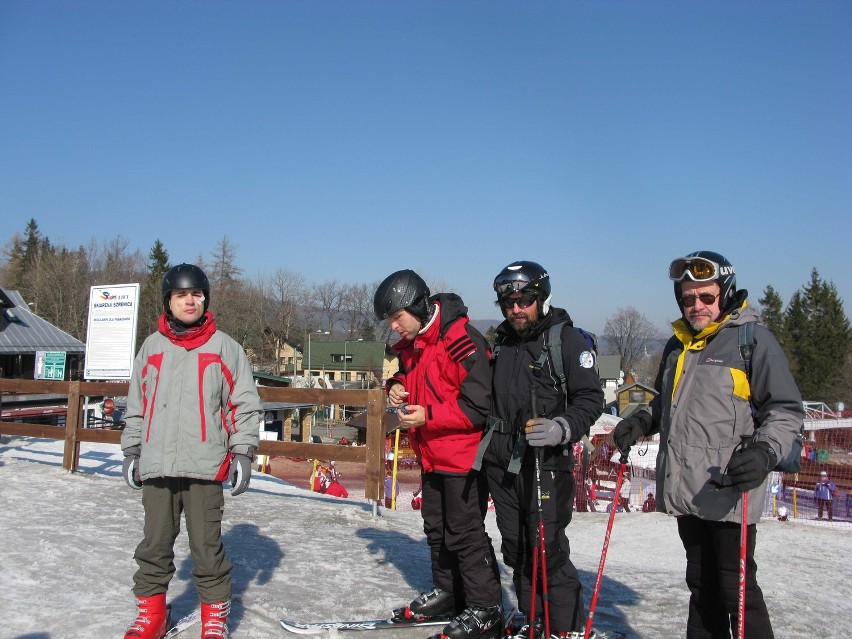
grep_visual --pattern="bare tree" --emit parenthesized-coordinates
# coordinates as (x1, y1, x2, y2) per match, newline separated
(603, 306, 662, 378)
(314, 279, 346, 336)
(209, 236, 242, 285)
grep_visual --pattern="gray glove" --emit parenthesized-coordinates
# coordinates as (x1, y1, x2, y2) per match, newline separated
(229, 451, 254, 496)
(614, 417, 645, 453)
(122, 446, 142, 490)
(525, 417, 570, 447)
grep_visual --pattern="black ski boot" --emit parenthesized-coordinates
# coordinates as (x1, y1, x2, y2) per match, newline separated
(437, 606, 502, 639)
(392, 588, 457, 622)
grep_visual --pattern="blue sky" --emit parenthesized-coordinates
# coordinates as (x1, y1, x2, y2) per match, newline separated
(2, 1, 850, 334)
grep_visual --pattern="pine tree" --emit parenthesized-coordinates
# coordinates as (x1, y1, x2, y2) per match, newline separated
(784, 269, 852, 402)
(137, 240, 171, 347)
(757, 285, 788, 348)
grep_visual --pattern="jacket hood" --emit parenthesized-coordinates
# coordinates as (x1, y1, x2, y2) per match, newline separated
(431, 293, 469, 337)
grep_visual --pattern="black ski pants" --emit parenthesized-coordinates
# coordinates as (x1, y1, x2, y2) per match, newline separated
(420, 470, 502, 610)
(677, 515, 774, 639)
(485, 462, 585, 634)
(132, 477, 232, 603)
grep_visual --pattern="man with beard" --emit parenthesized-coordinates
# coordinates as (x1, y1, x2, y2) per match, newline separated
(481, 261, 603, 638)
(614, 251, 803, 639)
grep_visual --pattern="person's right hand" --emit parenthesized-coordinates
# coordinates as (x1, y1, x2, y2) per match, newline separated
(388, 383, 409, 408)
(122, 446, 142, 490)
(613, 418, 645, 453)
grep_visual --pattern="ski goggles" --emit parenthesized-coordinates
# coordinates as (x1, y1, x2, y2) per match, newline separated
(668, 256, 722, 282)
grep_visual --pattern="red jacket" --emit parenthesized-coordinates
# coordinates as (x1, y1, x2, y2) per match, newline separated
(387, 294, 491, 474)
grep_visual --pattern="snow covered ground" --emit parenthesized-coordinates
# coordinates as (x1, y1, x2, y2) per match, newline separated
(1, 435, 849, 639)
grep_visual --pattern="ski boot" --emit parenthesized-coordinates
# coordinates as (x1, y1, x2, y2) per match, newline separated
(434, 605, 503, 639)
(200, 600, 230, 639)
(124, 593, 170, 639)
(392, 588, 457, 622)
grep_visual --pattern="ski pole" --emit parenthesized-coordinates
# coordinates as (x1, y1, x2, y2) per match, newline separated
(736, 435, 752, 639)
(527, 388, 550, 639)
(584, 451, 627, 639)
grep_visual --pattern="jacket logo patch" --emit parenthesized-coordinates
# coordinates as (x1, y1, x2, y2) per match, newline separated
(703, 357, 725, 365)
(579, 350, 595, 369)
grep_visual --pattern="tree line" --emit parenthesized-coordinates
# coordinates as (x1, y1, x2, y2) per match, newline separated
(2, 219, 850, 405)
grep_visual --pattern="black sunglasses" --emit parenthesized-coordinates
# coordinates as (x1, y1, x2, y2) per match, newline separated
(498, 294, 537, 310)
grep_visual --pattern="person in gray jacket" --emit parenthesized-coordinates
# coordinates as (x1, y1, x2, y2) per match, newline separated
(120, 263, 262, 639)
(614, 251, 803, 639)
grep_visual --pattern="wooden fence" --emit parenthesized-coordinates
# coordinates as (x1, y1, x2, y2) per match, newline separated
(0, 378, 387, 501)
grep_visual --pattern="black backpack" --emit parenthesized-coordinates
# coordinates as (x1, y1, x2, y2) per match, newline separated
(738, 321, 804, 473)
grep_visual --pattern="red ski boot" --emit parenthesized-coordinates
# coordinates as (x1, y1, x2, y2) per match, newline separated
(200, 600, 231, 639)
(124, 593, 170, 639)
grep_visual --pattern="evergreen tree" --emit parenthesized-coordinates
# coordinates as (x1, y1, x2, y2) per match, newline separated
(784, 269, 852, 401)
(757, 285, 788, 348)
(137, 240, 171, 347)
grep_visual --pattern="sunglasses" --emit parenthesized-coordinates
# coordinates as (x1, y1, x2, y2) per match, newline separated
(669, 257, 721, 282)
(681, 292, 720, 307)
(498, 294, 537, 309)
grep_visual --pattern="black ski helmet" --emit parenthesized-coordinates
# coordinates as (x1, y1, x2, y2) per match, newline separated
(373, 269, 431, 322)
(670, 250, 739, 314)
(493, 260, 552, 314)
(162, 263, 210, 313)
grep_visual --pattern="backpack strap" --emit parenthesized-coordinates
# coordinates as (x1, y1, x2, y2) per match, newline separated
(738, 321, 755, 377)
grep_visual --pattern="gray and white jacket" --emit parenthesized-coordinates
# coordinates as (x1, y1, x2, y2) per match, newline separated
(121, 317, 262, 482)
(635, 302, 803, 524)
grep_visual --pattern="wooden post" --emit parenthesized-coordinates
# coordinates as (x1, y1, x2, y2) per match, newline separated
(364, 388, 385, 502)
(300, 408, 313, 442)
(63, 381, 82, 472)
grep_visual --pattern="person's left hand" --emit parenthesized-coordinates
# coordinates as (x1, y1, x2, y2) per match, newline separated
(397, 404, 426, 429)
(726, 441, 776, 492)
(525, 417, 568, 447)
(229, 451, 254, 496)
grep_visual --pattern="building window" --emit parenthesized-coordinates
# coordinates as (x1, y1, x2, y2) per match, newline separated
(629, 390, 645, 403)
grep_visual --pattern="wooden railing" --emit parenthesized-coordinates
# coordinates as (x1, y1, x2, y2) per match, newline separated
(0, 379, 387, 501)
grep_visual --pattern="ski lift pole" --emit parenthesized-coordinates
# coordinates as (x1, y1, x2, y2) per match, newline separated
(584, 451, 627, 639)
(527, 387, 550, 639)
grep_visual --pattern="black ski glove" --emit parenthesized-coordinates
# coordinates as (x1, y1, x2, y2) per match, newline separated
(614, 417, 645, 454)
(726, 441, 777, 492)
(229, 448, 255, 496)
(122, 446, 142, 490)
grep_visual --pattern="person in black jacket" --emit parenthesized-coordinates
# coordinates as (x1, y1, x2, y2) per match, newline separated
(481, 261, 604, 638)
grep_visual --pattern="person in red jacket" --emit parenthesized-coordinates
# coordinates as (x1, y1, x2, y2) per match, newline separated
(374, 269, 502, 639)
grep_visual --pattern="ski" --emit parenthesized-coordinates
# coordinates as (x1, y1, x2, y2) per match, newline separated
(163, 609, 200, 638)
(280, 615, 450, 634)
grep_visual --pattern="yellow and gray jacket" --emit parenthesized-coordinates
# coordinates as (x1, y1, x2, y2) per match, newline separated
(638, 302, 803, 524)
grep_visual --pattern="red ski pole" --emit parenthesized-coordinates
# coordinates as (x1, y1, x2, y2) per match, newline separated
(584, 452, 627, 639)
(737, 489, 748, 639)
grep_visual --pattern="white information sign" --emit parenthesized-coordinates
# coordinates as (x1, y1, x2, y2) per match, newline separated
(84, 283, 141, 380)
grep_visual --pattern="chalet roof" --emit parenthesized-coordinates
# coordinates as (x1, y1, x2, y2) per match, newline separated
(306, 341, 390, 371)
(0, 289, 85, 355)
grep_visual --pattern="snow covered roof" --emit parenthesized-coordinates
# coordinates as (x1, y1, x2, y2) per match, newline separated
(0, 288, 85, 354)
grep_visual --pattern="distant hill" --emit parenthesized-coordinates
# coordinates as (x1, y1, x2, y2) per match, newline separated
(470, 319, 503, 337)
